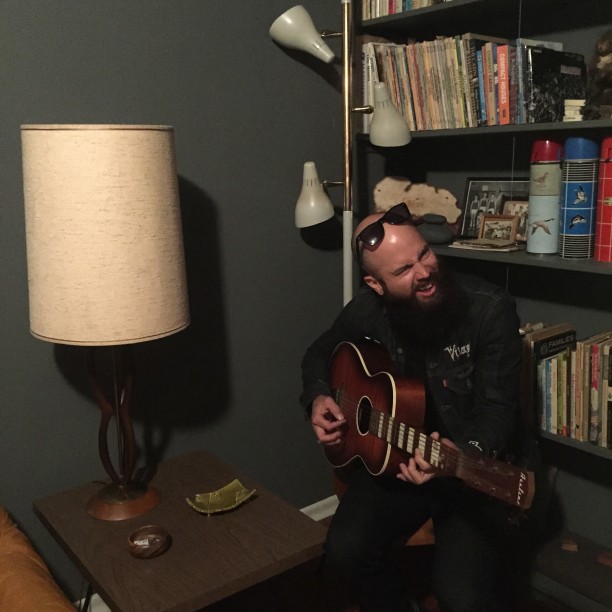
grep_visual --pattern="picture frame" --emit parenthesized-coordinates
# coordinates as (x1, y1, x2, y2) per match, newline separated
(478, 214, 519, 241)
(501, 198, 529, 241)
(460, 178, 530, 238)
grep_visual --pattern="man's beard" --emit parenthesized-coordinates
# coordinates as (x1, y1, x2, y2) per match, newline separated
(385, 262, 464, 348)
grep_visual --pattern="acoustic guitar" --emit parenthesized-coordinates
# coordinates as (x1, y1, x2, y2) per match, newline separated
(324, 341, 535, 510)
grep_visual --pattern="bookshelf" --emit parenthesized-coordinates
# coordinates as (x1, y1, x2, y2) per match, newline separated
(356, 0, 612, 600)
(357, 4, 612, 307)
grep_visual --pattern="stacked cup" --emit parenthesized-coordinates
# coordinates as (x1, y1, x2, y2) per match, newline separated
(526, 140, 563, 255)
(558, 137, 599, 259)
(594, 137, 612, 262)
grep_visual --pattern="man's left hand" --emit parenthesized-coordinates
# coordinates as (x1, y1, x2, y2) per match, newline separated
(396, 432, 458, 485)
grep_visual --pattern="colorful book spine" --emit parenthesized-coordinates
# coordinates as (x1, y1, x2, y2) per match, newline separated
(406, 44, 424, 130)
(433, 38, 451, 129)
(449, 36, 467, 128)
(415, 42, 431, 130)
(483, 42, 497, 126)
(508, 45, 518, 124)
(570, 349, 577, 438)
(462, 38, 481, 127)
(395, 45, 416, 131)
(550, 356, 558, 433)
(457, 37, 474, 127)
(599, 340, 612, 448)
(515, 41, 526, 124)
(558, 350, 570, 436)
(497, 44, 510, 125)
(588, 333, 612, 443)
(476, 49, 487, 126)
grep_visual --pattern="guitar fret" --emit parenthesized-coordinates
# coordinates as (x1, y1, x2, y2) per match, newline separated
(430, 440, 441, 468)
(385, 414, 393, 443)
(397, 423, 405, 449)
(407, 428, 415, 453)
(417, 433, 427, 459)
(376, 412, 384, 439)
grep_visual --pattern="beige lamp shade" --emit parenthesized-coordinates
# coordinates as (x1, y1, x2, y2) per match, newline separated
(21, 124, 190, 346)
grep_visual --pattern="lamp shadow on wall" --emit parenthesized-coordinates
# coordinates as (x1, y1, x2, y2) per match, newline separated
(300, 213, 343, 250)
(53, 176, 230, 468)
(274, 46, 342, 92)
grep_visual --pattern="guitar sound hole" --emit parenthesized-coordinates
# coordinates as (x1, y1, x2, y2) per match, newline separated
(357, 398, 372, 435)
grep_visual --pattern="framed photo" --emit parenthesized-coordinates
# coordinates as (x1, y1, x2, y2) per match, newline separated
(502, 198, 529, 241)
(460, 178, 529, 238)
(478, 214, 519, 241)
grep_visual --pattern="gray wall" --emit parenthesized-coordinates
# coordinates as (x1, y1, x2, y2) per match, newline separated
(0, 0, 347, 597)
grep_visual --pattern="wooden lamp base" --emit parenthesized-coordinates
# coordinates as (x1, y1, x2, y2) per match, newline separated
(87, 482, 160, 521)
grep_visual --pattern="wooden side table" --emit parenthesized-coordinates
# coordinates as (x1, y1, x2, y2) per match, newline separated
(34, 450, 327, 611)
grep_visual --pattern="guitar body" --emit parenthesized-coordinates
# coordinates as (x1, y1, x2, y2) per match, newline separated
(326, 341, 426, 476)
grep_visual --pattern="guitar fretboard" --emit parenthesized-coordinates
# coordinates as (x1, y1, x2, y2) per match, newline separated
(368, 407, 452, 473)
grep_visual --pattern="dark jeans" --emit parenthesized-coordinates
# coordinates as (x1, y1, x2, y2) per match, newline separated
(323, 467, 528, 612)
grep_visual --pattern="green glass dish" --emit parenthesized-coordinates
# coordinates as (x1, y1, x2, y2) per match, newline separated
(186, 479, 256, 515)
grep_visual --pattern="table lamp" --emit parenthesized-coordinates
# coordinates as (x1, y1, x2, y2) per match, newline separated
(21, 124, 190, 520)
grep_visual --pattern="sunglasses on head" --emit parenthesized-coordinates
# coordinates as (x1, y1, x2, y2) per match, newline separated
(354, 203, 415, 266)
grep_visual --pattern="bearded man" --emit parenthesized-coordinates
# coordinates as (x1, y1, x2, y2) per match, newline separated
(300, 204, 530, 611)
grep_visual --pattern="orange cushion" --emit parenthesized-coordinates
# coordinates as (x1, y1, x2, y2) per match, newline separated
(0, 506, 73, 611)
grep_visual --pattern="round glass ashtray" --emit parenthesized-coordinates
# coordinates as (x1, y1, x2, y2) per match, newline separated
(127, 525, 171, 559)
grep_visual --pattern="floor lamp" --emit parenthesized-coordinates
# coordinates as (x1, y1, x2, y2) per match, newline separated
(270, 1, 411, 304)
(21, 124, 190, 521)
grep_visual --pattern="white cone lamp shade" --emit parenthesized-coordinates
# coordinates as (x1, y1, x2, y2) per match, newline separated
(369, 82, 412, 147)
(295, 161, 335, 228)
(21, 124, 190, 346)
(270, 5, 335, 64)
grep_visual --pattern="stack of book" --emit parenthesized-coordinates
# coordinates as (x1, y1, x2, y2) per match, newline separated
(520, 322, 612, 448)
(361, 34, 586, 132)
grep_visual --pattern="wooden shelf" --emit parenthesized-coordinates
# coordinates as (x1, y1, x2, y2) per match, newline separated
(433, 245, 612, 276)
(539, 431, 612, 460)
(357, 119, 612, 145)
(360, 0, 612, 39)
(408, 119, 612, 140)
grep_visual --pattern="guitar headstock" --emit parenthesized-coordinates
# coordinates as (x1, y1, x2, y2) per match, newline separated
(455, 452, 535, 509)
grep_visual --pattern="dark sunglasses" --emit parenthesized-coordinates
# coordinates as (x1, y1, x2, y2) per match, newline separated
(355, 203, 415, 266)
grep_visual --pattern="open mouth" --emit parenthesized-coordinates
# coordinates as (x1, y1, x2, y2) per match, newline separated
(416, 281, 437, 298)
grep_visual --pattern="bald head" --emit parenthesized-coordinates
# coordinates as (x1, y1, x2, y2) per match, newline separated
(353, 211, 428, 275)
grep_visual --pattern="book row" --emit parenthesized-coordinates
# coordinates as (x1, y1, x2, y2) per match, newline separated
(361, 33, 586, 132)
(520, 322, 612, 448)
(362, 0, 448, 21)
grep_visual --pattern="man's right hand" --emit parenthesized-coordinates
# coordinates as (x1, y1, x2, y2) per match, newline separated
(311, 395, 346, 447)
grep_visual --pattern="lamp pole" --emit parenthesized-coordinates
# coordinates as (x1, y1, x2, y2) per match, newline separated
(342, 0, 354, 305)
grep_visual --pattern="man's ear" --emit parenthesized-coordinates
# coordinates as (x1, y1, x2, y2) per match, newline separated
(364, 274, 384, 296)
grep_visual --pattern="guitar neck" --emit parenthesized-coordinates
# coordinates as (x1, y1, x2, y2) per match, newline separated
(368, 408, 458, 477)
(368, 407, 534, 509)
